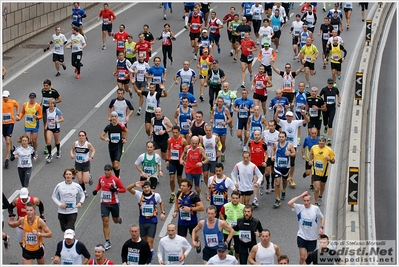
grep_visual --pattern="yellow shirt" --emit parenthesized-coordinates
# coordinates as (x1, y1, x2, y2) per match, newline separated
(330, 44, 343, 64)
(21, 102, 42, 128)
(199, 56, 212, 76)
(125, 41, 136, 59)
(310, 145, 335, 176)
(300, 44, 318, 63)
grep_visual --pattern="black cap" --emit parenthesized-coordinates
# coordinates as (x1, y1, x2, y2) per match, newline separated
(29, 92, 36, 98)
(213, 59, 219, 64)
(216, 243, 228, 251)
(327, 78, 334, 84)
(104, 164, 113, 170)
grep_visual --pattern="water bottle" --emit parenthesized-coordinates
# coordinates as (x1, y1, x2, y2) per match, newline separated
(196, 240, 201, 253)
(228, 245, 235, 255)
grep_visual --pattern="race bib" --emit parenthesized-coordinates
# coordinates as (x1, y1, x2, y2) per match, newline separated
(117, 41, 124, 49)
(20, 155, 30, 167)
(103, 18, 109, 25)
(110, 133, 121, 143)
(306, 55, 312, 62)
(309, 108, 318, 117)
(118, 71, 125, 79)
(25, 233, 38, 245)
(142, 204, 154, 217)
(323, 33, 330, 40)
(314, 160, 324, 171)
(154, 125, 163, 135)
(326, 96, 335, 104)
(205, 233, 219, 247)
(301, 219, 313, 229)
(192, 23, 199, 30)
(332, 54, 339, 61)
(101, 191, 112, 202)
(215, 119, 224, 129)
(152, 76, 161, 84)
(239, 109, 248, 118)
(180, 210, 191, 221)
(247, 54, 254, 61)
(143, 166, 155, 175)
(212, 195, 224, 206)
(170, 149, 179, 160)
(239, 230, 251, 243)
(181, 122, 190, 130)
(26, 115, 34, 123)
(126, 47, 133, 54)
(2, 113, 11, 122)
(127, 252, 140, 265)
(273, 25, 279, 31)
(277, 157, 288, 168)
(65, 201, 76, 209)
(167, 253, 180, 263)
(72, 15, 78, 22)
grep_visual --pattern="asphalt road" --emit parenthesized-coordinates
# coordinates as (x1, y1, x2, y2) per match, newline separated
(374, 10, 396, 246)
(2, 2, 378, 265)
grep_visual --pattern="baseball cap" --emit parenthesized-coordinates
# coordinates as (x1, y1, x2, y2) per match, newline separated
(20, 187, 29, 198)
(213, 59, 219, 64)
(104, 164, 113, 170)
(64, 229, 75, 239)
(29, 92, 36, 98)
(202, 29, 207, 33)
(264, 41, 270, 46)
(203, 48, 209, 53)
(286, 111, 294, 117)
(2, 90, 10, 97)
(334, 3, 339, 6)
(216, 243, 228, 251)
(327, 78, 334, 84)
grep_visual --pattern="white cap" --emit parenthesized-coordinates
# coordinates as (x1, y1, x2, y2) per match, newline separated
(2, 90, 10, 97)
(64, 229, 75, 239)
(286, 111, 294, 117)
(202, 29, 208, 33)
(19, 188, 29, 198)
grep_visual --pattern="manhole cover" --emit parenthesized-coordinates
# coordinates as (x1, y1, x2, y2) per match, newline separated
(3, 56, 13, 60)
(24, 44, 49, 49)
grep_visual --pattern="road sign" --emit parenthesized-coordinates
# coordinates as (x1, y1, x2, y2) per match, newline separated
(348, 167, 359, 205)
(366, 20, 372, 43)
(355, 72, 363, 101)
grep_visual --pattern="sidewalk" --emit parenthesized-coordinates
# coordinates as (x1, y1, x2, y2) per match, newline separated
(2, 2, 128, 82)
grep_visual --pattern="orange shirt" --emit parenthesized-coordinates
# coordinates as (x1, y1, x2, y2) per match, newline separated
(2, 98, 20, 124)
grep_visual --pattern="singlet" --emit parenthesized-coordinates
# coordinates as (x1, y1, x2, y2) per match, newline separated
(330, 44, 343, 63)
(203, 135, 217, 161)
(209, 177, 228, 208)
(199, 36, 211, 50)
(125, 41, 136, 59)
(271, 15, 283, 32)
(152, 116, 169, 140)
(189, 14, 202, 33)
(199, 56, 211, 76)
(179, 107, 192, 134)
(304, 12, 316, 28)
(177, 191, 198, 226)
(255, 242, 276, 265)
(169, 136, 184, 161)
(249, 140, 266, 166)
(253, 73, 268, 96)
(17, 196, 34, 229)
(46, 108, 62, 130)
(191, 121, 206, 137)
(116, 59, 130, 80)
(300, 30, 311, 47)
(218, 91, 236, 113)
(274, 142, 290, 169)
(222, 202, 245, 235)
(145, 92, 158, 113)
(22, 216, 43, 251)
(295, 90, 309, 112)
(212, 107, 227, 131)
(161, 31, 172, 46)
(132, 61, 150, 82)
(249, 114, 263, 140)
(208, 69, 221, 85)
(141, 153, 157, 176)
(282, 72, 296, 93)
(60, 239, 82, 265)
(262, 130, 279, 158)
(74, 140, 90, 163)
(185, 146, 202, 174)
(209, 18, 221, 35)
(139, 193, 158, 224)
(204, 219, 224, 249)
(23, 102, 39, 128)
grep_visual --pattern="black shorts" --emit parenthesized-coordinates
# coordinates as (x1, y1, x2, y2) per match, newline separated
(145, 112, 155, 123)
(46, 127, 60, 133)
(178, 224, 196, 237)
(312, 174, 328, 183)
(245, 15, 253, 22)
(360, 3, 368, 11)
(240, 54, 254, 64)
(53, 53, 64, 63)
(236, 118, 249, 130)
(2, 124, 14, 137)
(101, 203, 120, 218)
(109, 144, 123, 162)
(321, 39, 328, 54)
(264, 3, 274, 10)
(140, 176, 158, 189)
(189, 32, 200, 41)
(304, 61, 315, 70)
(117, 79, 130, 85)
(305, 160, 312, 170)
(126, 57, 136, 64)
(266, 157, 273, 167)
(262, 64, 272, 76)
(184, 5, 194, 13)
(231, 35, 240, 44)
(224, 234, 240, 253)
(201, 3, 210, 13)
(154, 137, 168, 153)
(272, 30, 281, 39)
(253, 93, 267, 102)
(343, 8, 352, 12)
(227, 31, 233, 42)
(323, 109, 336, 128)
(75, 161, 90, 172)
(239, 190, 253, 196)
(102, 24, 113, 32)
(202, 246, 217, 261)
(257, 166, 266, 175)
(42, 107, 48, 124)
(330, 62, 342, 71)
(297, 236, 317, 252)
(169, 160, 184, 176)
(22, 246, 45, 261)
(139, 223, 157, 238)
(308, 119, 322, 130)
(282, 92, 295, 103)
(292, 35, 300, 45)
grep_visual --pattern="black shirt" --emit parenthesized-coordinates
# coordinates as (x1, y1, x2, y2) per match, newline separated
(233, 217, 263, 248)
(41, 88, 60, 108)
(103, 122, 126, 148)
(307, 96, 325, 120)
(140, 31, 154, 43)
(306, 248, 342, 265)
(121, 238, 151, 265)
(320, 86, 340, 110)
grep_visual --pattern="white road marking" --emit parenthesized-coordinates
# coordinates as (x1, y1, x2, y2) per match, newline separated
(8, 190, 20, 203)
(158, 204, 176, 237)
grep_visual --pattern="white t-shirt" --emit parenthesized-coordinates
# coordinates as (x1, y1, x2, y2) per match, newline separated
(70, 33, 86, 53)
(291, 20, 304, 36)
(258, 26, 274, 45)
(293, 203, 324, 241)
(52, 33, 68, 55)
(278, 120, 304, 147)
(262, 130, 279, 158)
(157, 235, 192, 265)
(206, 254, 238, 265)
(231, 161, 263, 192)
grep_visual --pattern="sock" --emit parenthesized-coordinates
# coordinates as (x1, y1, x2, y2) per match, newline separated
(80, 183, 86, 191)
(184, 16, 188, 25)
(47, 145, 52, 154)
(149, 249, 154, 263)
(56, 143, 60, 152)
(114, 168, 120, 178)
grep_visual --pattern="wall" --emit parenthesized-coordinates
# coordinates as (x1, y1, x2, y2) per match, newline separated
(2, 2, 96, 52)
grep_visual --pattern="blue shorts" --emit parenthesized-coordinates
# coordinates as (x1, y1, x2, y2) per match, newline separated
(186, 173, 201, 186)
(100, 203, 120, 218)
(213, 128, 227, 136)
(25, 122, 40, 133)
(297, 236, 317, 252)
(274, 167, 290, 178)
(2, 124, 14, 137)
(236, 118, 248, 130)
(163, 2, 172, 10)
(209, 33, 220, 44)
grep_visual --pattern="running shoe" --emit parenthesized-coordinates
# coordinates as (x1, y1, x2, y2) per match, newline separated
(276, 49, 279, 53)
(249, 74, 253, 81)
(102, 44, 107, 50)
(62, 64, 66, 70)
(169, 193, 176, 203)
(327, 139, 332, 146)
(137, 107, 142, 115)
(310, 184, 315, 192)
(44, 146, 48, 154)
(252, 198, 259, 207)
(104, 241, 112, 251)
(297, 137, 301, 146)
(281, 191, 286, 200)
(221, 154, 225, 162)
(129, 91, 133, 98)
(324, 126, 328, 133)
(273, 199, 281, 208)
(196, 240, 201, 253)
(323, 7, 326, 12)
(10, 146, 15, 161)
(55, 72, 61, 77)
(230, 51, 233, 56)
(119, 216, 123, 224)
(241, 83, 245, 88)
(46, 154, 53, 163)
(4, 159, 9, 169)
(318, 197, 322, 204)
(338, 75, 341, 80)
(56, 150, 61, 158)
(122, 147, 125, 154)
(259, 186, 264, 196)
(242, 146, 248, 152)
(288, 178, 296, 188)
(333, 83, 337, 87)
(4, 235, 10, 249)
(199, 95, 204, 102)
(218, 47, 221, 54)
(84, 190, 88, 197)
(303, 172, 307, 178)
(194, 55, 197, 60)
(89, 174, 93, 186)
(76, 74, 81, 79)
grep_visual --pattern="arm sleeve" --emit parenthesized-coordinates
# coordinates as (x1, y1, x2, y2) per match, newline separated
(3, 193, 10, 210)
(76, 241, 91, 259)
(38, 200, 44, 215)
(55, 241, 63, 257)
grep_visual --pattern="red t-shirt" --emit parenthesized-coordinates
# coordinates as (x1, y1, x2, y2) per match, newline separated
(185, 146, 203, 174)
(87, 258, 115, 265)
(240, 38, 257, 56)
(253, 73, 268, 96)
(135, 41, 152, 62)
(249, 140, 266, 166)
(99, 9, 116, 24)
(114, 31, 129, 51)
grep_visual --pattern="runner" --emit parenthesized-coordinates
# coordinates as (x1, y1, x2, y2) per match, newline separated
(257, 41, 276, 86)
(222, 7, 237, 57)
(121, 224, 152, 264)
(306, 87, 326, 136)
(326, 37, 347, 86)
(231, 151, 263, 205)
(135, 33, 152, 63)
(48, 27, 68, 76)
(92, 164, 126, 250)
(192, 205, 235, 264)
(210, 98, 232, 162)
(199, 29, 212, 56)
(52, 229, 90, 264)
(65, 26, 86, 79)
(147, 56, 167, 95)
(206, 243, 238, 265)
(100, 111, 128, 178)
(71, 2, 86, 36)
(299, 37, 319, 88)
(206, 163, 236, 217)
(318, 17, 333, 69)
(343, 2, 353, 30)
(207, 60, 226, 111)
(251, 65, 272, 115)
(180, 136, 209, 196)
(87, 244, 115, 264)
(238, 32, 257, 88)
(162, 2, 173, 21)
(208, 11, 224, 55)
(295, 81, 311, 144)
(151, 107, 173, 161)
(44, 99, 64, 163)
(113, 24, 130, 57)
(135, 141, 163, 190)
(197, 48, 214, 102)
(189, 111, 207, 138)
(301, 6, 318, 33)
(175, 61, 197, 95)
(290, 14, 304, 59)
(200, 125, 221, 185)
(13, 135, 36, 188)
(98, 3, 116, 50)
(8, 202, 52, 264)
(262, 120, 279, 194)
(301, 128, 319, 192)
(241, 2, 255, 26)
(233, 89, 254, 151)
(156, 23, 176, 69)
(166, 126, 188, 203)
(2, 90, 20, 169)
(248, 130, 267, 207)
(217, 82, 237, 135)
(18, 92, 42, 157)
(70, 130, 95, 195)
(228, 14, 242, 61)
(178, 84, 198, 107)
(259, 19, 274, 50)
(320, 78, 341, 146)
(250, 3, 264, 44)
(270, 9, 285, 53)
(247, 106, 268, 141)
(173, 96, 196, 143)
(248, 229, 282, 265)
(157, 223, 192, 265)
(125, 35, 137, 64)
(108, 88, 134, 127)
(126, 180, 166, 263)
(52, 168, 85, 231)
(131, 53, 150, 115)
(172, 178, 205, 238)
(188, 6, 204, 60)
(288, 191, 325, 264)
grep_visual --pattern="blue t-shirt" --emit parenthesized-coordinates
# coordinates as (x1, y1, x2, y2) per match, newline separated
(179, 92, 197, 106)
(268, 96, 290, 119)
(71, 7, 86, 26)
(148, 66, 165, 84)
(234, 97, 254, 119)
(242, 2, 255, 16)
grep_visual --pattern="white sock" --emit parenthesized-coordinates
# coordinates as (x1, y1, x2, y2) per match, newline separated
(184, 16, 188, 25)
